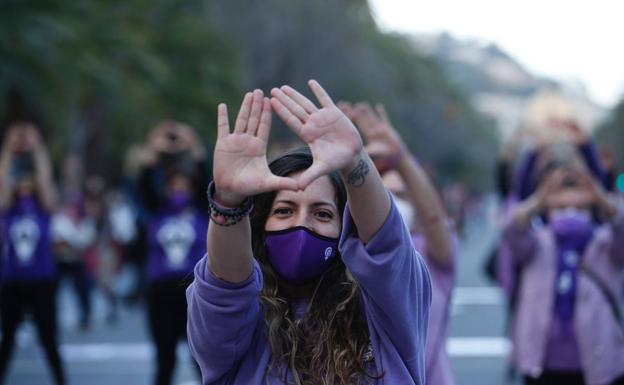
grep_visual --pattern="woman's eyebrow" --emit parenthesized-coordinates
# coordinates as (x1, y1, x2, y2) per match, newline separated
(311, 201, 337, 210)
(272, 199, 295, 206)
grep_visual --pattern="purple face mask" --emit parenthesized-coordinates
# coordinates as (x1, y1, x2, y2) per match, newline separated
(167, 191, 193, 212)
(550, 208, 594, 245)
(265, 226, 338, 285)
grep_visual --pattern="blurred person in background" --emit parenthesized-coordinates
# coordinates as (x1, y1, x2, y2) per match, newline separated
(496, 119, 609, 301)
(81, 176, 121, 325)
(493, 97, 613, 384)
(106, 188, 140, 309)
(343, 101, 456, 385)
(0, 121, 66, 385)
(132, 120, 210, 301)
(136, 120, 209, 215)
(502, 147, 624, 385)
(145, 169, 207, 385)
(510, 119, 609, 202)
(51, 155, 97, 330)
(134, 121, 209, 385)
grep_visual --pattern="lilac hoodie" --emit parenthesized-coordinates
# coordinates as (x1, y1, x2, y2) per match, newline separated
(411, 234, 457, 385)
(503, 214, 624, 385)
(186, 199, 432, 385)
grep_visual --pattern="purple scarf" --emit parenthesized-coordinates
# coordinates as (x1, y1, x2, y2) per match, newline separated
(550, 210, 595, 332)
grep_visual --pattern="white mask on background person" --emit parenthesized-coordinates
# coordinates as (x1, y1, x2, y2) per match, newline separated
(392, 194, 415, 232)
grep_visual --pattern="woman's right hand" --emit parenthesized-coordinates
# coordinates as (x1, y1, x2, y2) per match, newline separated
(350, 102, 407, 171)
(213, 90, 298, 207)
(515, 169, 565, 225)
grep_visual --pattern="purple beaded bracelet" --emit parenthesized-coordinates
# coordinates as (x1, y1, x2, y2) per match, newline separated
(206, 181, 254, 227)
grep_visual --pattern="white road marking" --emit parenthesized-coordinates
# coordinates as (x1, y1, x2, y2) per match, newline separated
(452, 286, 504, 306)
(447, 337, 510, 357)
(23, 337, 507, 362)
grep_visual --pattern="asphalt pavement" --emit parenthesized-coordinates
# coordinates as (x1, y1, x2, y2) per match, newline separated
(3, 196, 518, 385)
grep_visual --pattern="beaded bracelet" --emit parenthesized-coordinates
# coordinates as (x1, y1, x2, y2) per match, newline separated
(206, 181, 254, 227)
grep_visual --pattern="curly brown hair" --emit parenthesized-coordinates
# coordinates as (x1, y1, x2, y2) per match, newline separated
(250, 148, 381, 385)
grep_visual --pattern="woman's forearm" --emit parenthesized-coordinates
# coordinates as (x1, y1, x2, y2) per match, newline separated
(207, 215, 254, 284)
(339, 151, 391, 244)
(206, 188, 254, 284)
(512, 195, 542, 227)
(397, 155, 453, 264)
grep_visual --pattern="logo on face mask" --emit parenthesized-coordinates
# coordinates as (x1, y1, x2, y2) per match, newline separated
(156, 215, 196, 268)
(9, 216, 40, 265)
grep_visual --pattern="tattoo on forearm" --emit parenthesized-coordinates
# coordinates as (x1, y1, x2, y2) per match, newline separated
(347, 158, 369, 187)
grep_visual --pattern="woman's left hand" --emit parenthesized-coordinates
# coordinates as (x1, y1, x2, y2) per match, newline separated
(576, 169, 617, 217)
(270, 80, 363, 189)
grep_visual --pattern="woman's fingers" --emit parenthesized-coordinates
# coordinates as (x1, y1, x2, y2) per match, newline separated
(363, 103, 383, 134)
(353, 103, 376, 138)
(271, 87, 309, 122)
(337, 101, 355, 120)
(365, 142, 387, 158)
(296, 161, 329, 191)
(376, 103, 391, 127)
(234, 92, 253, 134)
(246, 90, 264, 136)
(266, 175, 299, 192)
(308, 79, 335, 108)
(281, 85, 318, 114)
(217, 104, 230, 139)
(257, 98, 272, 142)
(270, 97, 304, 136)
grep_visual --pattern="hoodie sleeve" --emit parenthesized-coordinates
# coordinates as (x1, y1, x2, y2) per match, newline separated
(339, 193, 432, 366)
(186, 255, 263, 384)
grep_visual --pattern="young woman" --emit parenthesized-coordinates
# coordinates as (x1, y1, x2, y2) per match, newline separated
(503, 152, 624, 385)
(146, 170, 208, 385)
(0, 122, 65, 385)
(344, 102, 456, 385)
(186, 81, 432, 385)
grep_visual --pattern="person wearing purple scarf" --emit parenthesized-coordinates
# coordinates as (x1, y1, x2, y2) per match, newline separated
(0, 122, 65, 385)
(186, 82, 431, 385)
(503, 152, 624, 385)
(146, 170, 207, 385)
(342, 101, 457, 385)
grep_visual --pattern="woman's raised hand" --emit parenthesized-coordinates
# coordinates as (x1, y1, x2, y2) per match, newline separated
(270, 80, 363, 189)
(352, 102, 405, 161)
(213, 90, 298, 206)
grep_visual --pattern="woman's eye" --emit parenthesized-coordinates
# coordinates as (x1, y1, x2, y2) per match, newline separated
(273, 207, 292, 216)
(316, 210, 334, 220)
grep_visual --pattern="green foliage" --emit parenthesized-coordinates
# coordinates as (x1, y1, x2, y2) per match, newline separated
(0, 0, 242, 178)
(1, 0, 498, 189)
(208, 0, 498, 189)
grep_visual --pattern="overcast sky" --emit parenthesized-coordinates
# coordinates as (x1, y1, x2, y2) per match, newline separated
(369, 0, 624, 108)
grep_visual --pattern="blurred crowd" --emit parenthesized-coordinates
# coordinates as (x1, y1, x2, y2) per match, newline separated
(0, 88, 622, 385)
(0, 119, 212, 385)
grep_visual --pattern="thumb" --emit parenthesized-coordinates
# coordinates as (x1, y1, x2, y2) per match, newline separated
(266, 175, 299, 192)
(296, 162, 329, 191)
